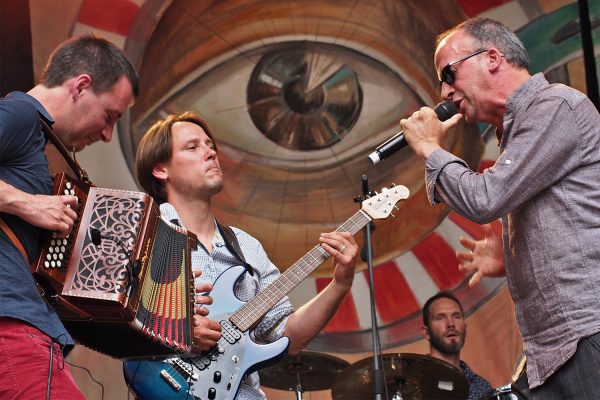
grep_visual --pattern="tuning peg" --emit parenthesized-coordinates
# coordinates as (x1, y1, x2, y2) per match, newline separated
(390, 213, 396, 218)
(394, 206, 400, 211)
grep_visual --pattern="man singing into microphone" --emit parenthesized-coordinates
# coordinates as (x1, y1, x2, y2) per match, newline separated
(400, 17, 600, 399)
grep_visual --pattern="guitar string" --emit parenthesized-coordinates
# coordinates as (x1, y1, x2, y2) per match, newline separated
(231, 211, 371, 330)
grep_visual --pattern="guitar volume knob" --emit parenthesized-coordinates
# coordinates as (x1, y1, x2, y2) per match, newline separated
(208, 388, 216, 400)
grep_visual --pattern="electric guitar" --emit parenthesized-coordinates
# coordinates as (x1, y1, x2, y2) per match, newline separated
(123, 185, 409, 400)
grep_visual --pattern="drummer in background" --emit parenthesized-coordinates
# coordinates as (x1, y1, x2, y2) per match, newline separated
(422, 292, 493, 400)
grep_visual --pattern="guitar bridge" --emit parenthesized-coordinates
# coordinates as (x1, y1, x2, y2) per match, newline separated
(160, 369, 182, 391)
(169, 358, 198, 380)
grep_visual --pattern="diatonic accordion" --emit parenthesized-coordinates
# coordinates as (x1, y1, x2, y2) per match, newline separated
(32, 173, 199, 359)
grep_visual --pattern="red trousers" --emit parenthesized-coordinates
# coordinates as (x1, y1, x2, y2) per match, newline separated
(0, 318, 84, 400)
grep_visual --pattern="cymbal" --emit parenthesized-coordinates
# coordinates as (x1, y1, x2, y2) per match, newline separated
(332, 353, 469, 400)
(259, 351, 350, 391)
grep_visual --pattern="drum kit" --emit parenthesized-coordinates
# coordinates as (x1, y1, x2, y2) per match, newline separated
(259, 351, 528, 400)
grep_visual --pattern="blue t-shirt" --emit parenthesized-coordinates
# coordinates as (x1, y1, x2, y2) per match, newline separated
(0, 91, 73, 346)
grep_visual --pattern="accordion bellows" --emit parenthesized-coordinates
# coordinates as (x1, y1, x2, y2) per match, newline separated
(32, 174, 199, 359)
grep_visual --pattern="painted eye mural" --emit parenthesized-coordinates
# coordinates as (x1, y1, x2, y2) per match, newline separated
(120, 0, 485, 352)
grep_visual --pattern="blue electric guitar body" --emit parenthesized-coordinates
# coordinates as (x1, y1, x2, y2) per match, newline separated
(124, 265, 289, 399)
(123, 185, 409, 400)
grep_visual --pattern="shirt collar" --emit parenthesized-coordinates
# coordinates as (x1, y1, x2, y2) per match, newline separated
(501, 73, 548, 145)
(159, 202, 224, 244)
(6, 91, 55, 125)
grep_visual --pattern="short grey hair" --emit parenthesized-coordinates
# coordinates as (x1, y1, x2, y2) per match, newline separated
(437, 17, 529, 70)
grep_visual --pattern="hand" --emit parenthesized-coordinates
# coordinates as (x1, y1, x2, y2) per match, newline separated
(193, 270, 213, 317)
(189, 270, 221, 350)
(400, 106, 463, 159)
(319, 231, 358, 291)
(456, 223, 505, 287)
(20, 193, 79, 238)
(192, 314, 222, 351)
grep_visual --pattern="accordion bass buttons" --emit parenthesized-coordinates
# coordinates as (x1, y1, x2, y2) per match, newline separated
(44, 237, 69, 268)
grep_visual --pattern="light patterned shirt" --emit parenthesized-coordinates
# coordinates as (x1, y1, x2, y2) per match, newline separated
(425, 73, 600, 388)
(161, 203, 295, 399)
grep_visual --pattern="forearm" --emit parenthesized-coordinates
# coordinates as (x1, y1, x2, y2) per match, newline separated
(283, 279, 350, 354)
(0, 179, 33, 217)
(0, 178, 78, 235)
(428, 99, 582, 222)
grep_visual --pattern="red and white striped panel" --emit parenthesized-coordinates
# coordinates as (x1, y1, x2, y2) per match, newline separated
(71, 0, 143, 46)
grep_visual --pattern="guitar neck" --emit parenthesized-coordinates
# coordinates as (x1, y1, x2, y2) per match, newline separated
(229, 209, 372, 331)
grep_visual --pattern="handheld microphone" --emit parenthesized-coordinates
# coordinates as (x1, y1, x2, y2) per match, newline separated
(368, 100, 458, 165)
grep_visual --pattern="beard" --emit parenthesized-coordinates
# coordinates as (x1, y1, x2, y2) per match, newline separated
(429, 329, 466, 355)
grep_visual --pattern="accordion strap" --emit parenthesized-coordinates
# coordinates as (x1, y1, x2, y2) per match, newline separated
(0, 217, 29, 264)
(39, 118, 92, 185)
(217, 222, 253, 276)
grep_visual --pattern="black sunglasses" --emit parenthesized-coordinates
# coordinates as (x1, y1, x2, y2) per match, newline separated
(439, 49, 488, 85)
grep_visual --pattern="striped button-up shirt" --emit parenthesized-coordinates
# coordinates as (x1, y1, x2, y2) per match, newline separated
(161, 203, 294, 399)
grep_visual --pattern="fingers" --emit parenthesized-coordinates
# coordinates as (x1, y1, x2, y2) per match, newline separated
(26, 194, 80, 237)
(194, 281, 213, 316)
(319, 231, 357, 258)
(192, 315, 222, 351)
(195, 282, 212, 293)
(61, 194, 79, 210)
(441, 113, 464, 130)
(195, 293, 213, 306)
(195, 306, 209, 317)
(468, 271, 482, 288)
(456, 250, 473, 264)
(53, 201, 77, 238)
(459, 236, 476, 251)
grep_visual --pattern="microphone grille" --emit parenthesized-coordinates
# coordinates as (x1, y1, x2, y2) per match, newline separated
(434, 100, 458, 121)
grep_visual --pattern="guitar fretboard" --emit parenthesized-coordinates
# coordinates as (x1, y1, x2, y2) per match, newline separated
(229, 210, 371, 331)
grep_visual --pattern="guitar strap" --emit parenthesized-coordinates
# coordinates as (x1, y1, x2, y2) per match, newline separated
(0, 217, 29, 264)
(216, 221, 254, 276)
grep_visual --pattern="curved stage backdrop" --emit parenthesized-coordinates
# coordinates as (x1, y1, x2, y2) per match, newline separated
(23, 0, 600, 398)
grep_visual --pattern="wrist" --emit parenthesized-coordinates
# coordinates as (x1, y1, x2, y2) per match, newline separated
(417, 143, 442, 160)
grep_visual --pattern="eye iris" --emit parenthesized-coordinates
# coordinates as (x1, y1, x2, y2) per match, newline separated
(283, 78, 325, 115)
(247, 44, 362, 151)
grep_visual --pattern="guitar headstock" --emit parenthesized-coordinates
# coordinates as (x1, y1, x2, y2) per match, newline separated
(361, 185, 409, 220)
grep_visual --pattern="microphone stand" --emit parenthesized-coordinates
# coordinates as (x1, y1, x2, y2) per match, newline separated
(354, 175, 384, 400)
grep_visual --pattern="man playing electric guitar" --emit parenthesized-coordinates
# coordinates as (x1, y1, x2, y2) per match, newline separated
(129, 112, 359, 399)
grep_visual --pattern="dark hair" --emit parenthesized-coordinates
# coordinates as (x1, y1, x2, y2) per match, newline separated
(40, 34, 139, 97)
(135, 112, 216, 204)
(436, 17, 529, 70)
(422, 291, 464, 327)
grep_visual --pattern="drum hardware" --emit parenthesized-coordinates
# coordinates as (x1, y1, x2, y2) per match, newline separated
(480, 384, 528, 400)
(258, 350, 350, 399)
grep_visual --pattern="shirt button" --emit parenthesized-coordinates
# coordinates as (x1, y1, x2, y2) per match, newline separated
(505, 159, 512, 165)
